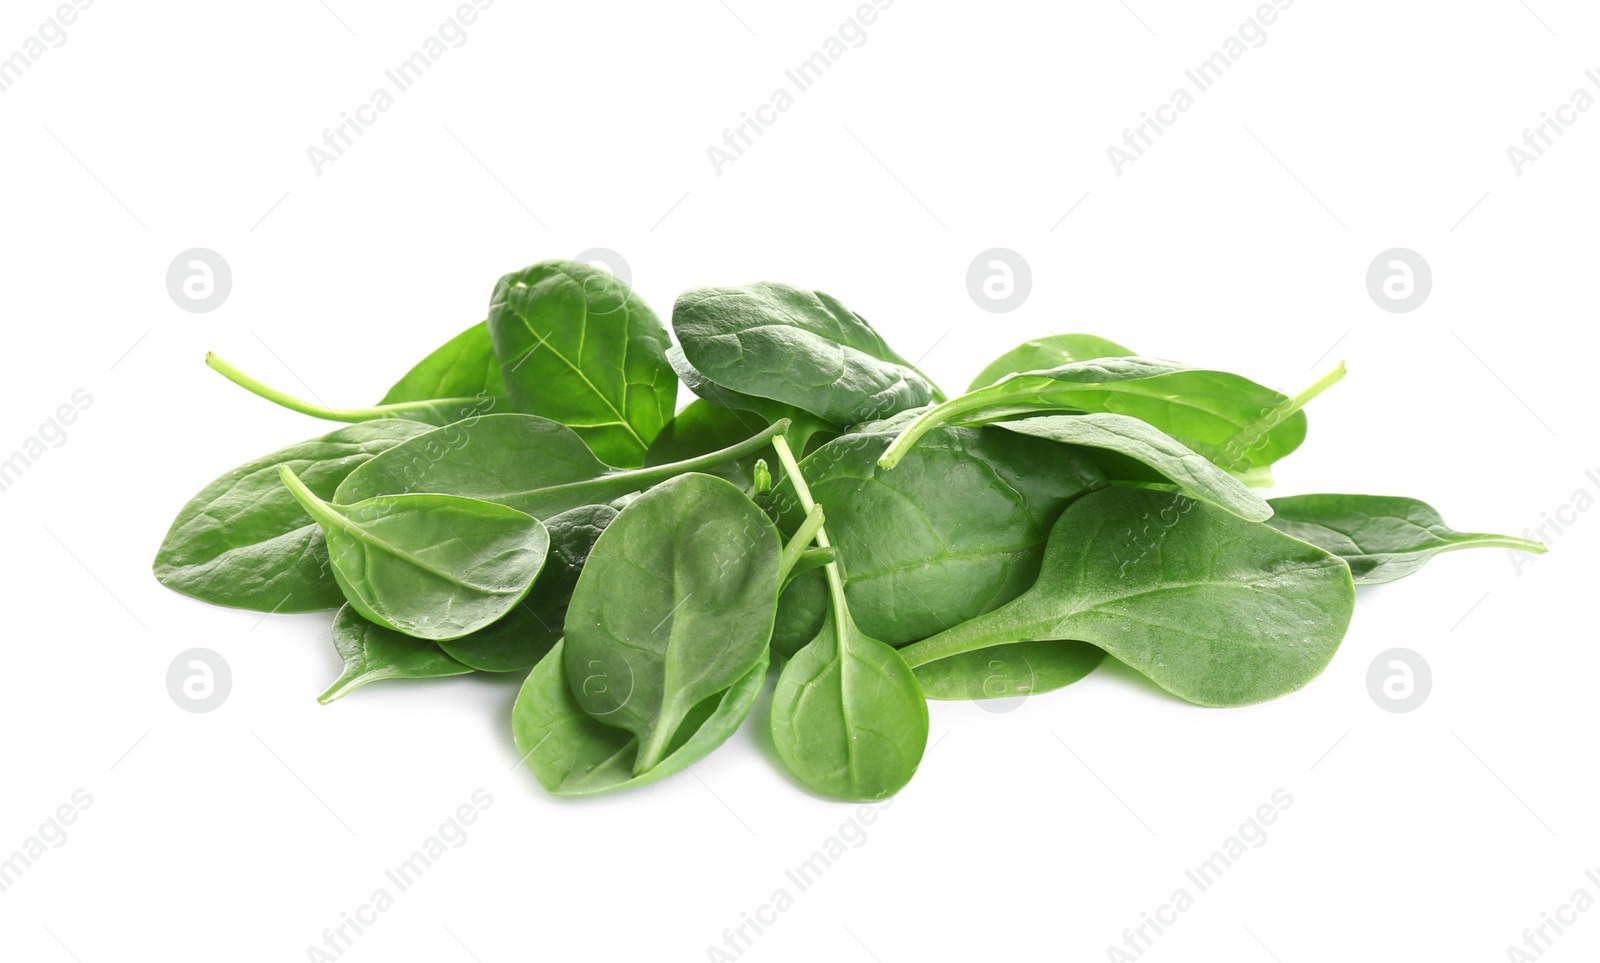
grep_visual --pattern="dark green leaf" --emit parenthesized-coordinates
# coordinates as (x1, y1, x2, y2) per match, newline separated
(768, 423, 1107, 647)
(563, 473, 782, 773)
(1266, 493, 1546, 584)
(489, 260, 676, 468)
(673, 282, 940, 425)
(899, 487, 1356, 707)
(153, 421, 432, 613)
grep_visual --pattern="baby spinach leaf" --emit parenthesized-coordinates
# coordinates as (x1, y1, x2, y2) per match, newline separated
(153, 421, 433, 613)
(767, 422, 1107, 647)
(673, 282, 942, 426)
(279, 467, 550, 641)
(1265, 494, 1546, 584)
(319, 604, 474, 703)
(206, 352, 501, 427)
(563, 473, 782, 773)
(438, 505, 617, 671)
(335, 412, 788, 521)
(898, 487, 1356, 707)
(513, 641, 769, 796)
(994, 413, 1272, 520)
(489, 259, 676, 468)
(768, 438, 928, 801)
(666, 345, 835, 456)
(968, 334, 1134, 390)
(379, 321, 507, 409)
(879, 358, 1345, 475)
(914, 641, 1105, 701)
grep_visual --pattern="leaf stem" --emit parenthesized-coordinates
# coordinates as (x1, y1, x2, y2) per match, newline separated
(875, 393, 988, 470)
(772, 436, 850, 633)
(1286, 360, 1347, 417)
(777, 505, 827, 583)
(897, 601, 1048, 669)
(206, 352, 481, 423)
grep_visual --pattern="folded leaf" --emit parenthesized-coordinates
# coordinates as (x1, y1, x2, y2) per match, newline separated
(1266, 494, 1546, 584)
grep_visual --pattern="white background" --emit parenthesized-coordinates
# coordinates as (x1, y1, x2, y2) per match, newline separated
(2, 1, 1596, 960)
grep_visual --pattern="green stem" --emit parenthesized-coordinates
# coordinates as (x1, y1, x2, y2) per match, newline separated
(612, 419, 791, 491)
(876, 392, 990, 470)
(777, 505, 827, 583)
(772, 436, 850, 633)
(207, 352, 481, 423)
(1286, 361, 1346, 417)
(897, 599, 1052, 669)
(1450, 534, 1548, 556)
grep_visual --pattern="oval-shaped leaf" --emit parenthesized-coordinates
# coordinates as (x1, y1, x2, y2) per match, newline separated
(768, 423, 1107, 647)
(899, 487, 1356, 707)
(280, 467, 550, 641)
(674, 282, 939, 426)
(153, 421, 433, 613)
(564, 473, 782, 773)
(438, 505, 616, 671)
(489, 260, 676, 468)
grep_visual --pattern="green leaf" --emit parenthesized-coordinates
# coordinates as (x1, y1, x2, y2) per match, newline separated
(899, 487, 1356, 707)
(915, 642, 1105, 701)
(673, 282, 941, 426)
(563, 473, 782, 773)
(319, 604, 474, 703)
(438, 505, 617, 671)
(768, 437, 928, 801)
(879, 358, 1340, 474)
(967, 334, 1134, 390)
(334, 413, 788, 520)
(1265, 493, 1546, 584)
(152, 421, 433, 613)
(768, 422, 1107, 647)
(512, 640, 768, 796)
(994, 413, 1272, 520)
(666, 345, 835, 455)
(489, 259, 676, 468)
(379, 321, 508, 409)
(279, 467, 550, 641)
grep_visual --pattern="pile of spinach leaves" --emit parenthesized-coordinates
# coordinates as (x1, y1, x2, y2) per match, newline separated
(153, 259, 1545, 801)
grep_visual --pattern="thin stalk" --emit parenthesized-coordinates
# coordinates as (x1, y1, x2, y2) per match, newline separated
(1287, 361, 1347, 417)
(771, 437, 849, 633)
(207, 352, 482, 423)
(777, 505, 827, 583)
